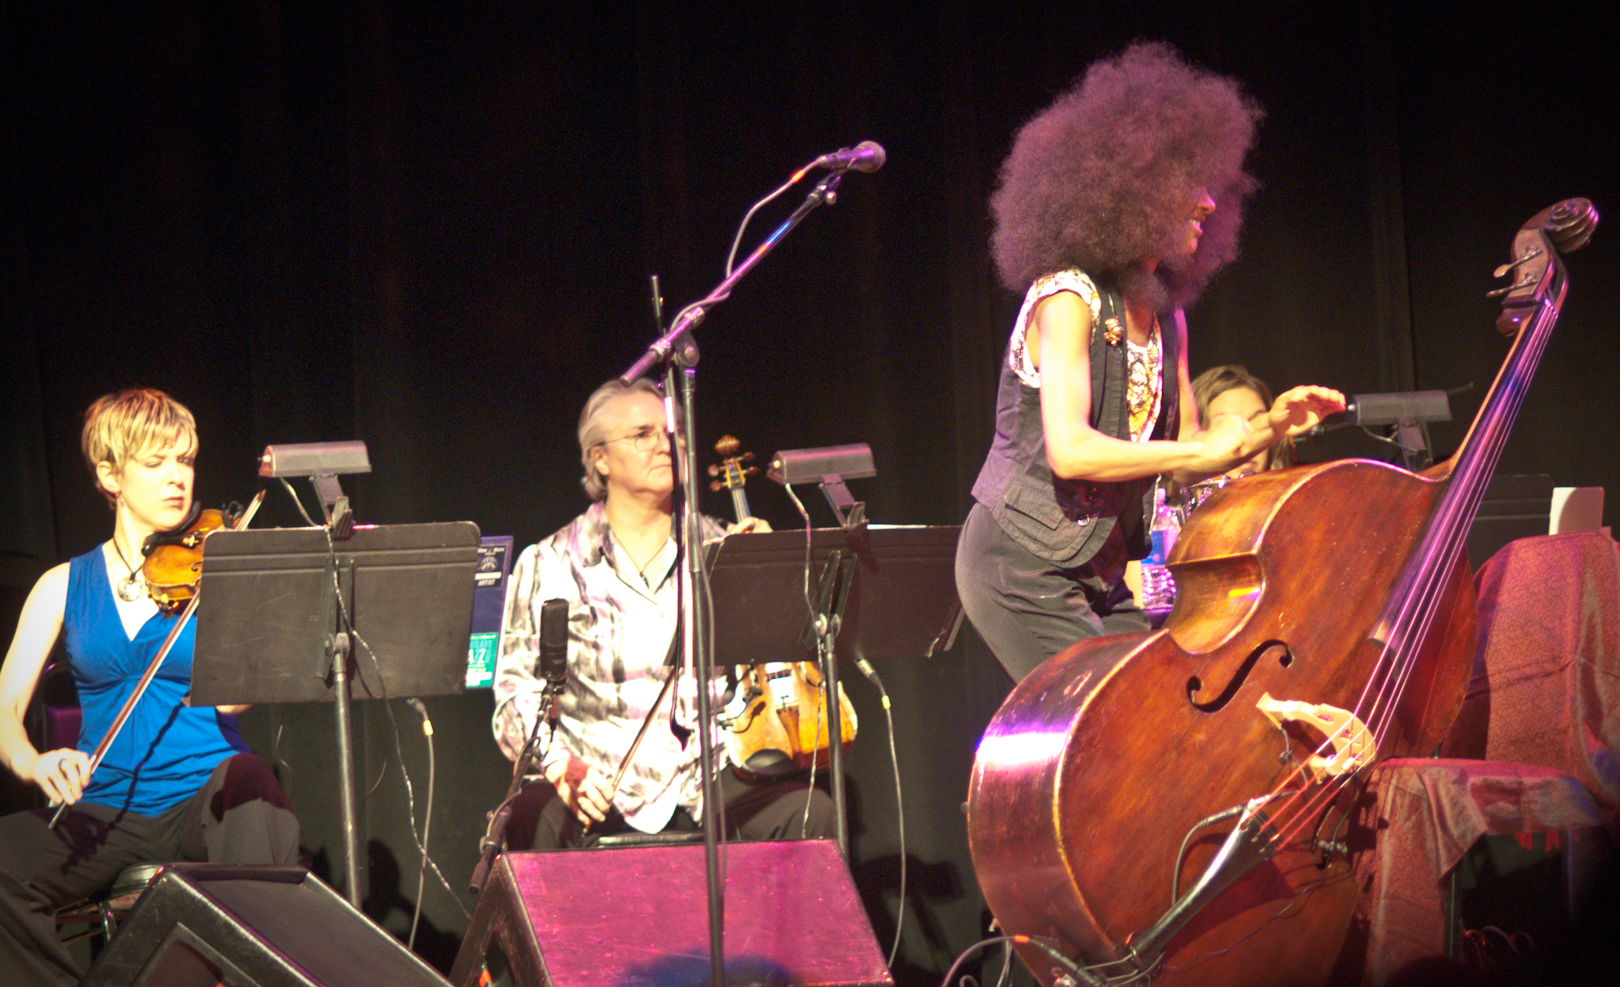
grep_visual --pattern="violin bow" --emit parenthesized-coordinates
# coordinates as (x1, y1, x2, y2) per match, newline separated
(48, 489, 265, 829)
(602, 668, 681, 811)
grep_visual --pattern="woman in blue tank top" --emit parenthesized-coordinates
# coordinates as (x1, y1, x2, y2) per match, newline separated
(0, 388, 300, 987)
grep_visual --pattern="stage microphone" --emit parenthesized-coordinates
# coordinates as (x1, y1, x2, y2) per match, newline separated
(539, 598, 569, 724)
(812, 140, 886, 173)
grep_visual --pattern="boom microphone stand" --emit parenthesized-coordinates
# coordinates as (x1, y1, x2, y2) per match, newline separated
(618, 146, 879, 987)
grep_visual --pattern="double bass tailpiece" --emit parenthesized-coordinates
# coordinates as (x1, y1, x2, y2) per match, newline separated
(1120, 796, 1282, 979)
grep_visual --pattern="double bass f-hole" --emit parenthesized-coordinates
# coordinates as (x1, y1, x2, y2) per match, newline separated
(1187, 641, 1293, 712)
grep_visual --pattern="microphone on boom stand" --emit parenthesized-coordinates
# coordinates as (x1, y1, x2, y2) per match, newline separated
(810, 140, 886, 173)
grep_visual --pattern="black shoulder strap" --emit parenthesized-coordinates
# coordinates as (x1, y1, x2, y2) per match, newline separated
(1154, 307, 1182, 441)
(1089, 282, 1127, 438)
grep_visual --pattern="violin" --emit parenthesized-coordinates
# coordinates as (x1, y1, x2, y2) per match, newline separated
(140, 504, 235, 613)
(47, 489, 265, 828)
(709, 435, 856, 776)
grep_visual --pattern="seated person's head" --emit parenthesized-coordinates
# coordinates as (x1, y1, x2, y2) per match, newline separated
(577, 378, 676, 504)
(80, 388, 198, 521)
(1191, 365, 1291, 475)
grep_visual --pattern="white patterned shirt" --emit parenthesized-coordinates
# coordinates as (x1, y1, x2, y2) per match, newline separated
(1009, 269, 1162, 442)
(492, 501, 730, 833)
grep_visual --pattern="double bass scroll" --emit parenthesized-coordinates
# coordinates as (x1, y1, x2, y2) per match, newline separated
(966, 199, 1596, 987)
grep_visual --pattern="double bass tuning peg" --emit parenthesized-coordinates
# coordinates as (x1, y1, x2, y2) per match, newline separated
(1492, 246, 1543, 281)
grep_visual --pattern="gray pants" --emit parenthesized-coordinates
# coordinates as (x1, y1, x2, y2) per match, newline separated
(0, 753, 300, 986)
(955, 502, 1148, 683)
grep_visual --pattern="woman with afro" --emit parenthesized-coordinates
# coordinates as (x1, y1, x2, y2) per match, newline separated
(956, 43, 1343, 683)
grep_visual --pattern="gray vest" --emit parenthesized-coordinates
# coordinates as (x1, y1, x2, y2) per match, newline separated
(970, 277, 1181, 569)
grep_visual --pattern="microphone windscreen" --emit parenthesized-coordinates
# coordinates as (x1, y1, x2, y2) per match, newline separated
(539, 598, 569, 685)
(853, 140, 886, 172)
(540, 598, 569, 651)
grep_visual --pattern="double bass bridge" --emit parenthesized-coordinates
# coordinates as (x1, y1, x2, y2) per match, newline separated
(1256, 692, 1375, 780)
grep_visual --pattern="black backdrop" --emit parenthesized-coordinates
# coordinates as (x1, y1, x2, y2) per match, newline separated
(3, 0, 1617, 980)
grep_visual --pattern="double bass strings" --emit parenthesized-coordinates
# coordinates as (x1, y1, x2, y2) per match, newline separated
(1144, 210, 1581, 976)
(1264, 278, 1559, 851)
(1350, 288, 1551, 762)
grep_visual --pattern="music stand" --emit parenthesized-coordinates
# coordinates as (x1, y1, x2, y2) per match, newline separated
(705, 524, 963, 854)
(191, 522, 480, 908)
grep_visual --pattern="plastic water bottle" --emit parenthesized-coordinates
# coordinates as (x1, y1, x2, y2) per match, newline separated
(1140, 484, 1179, 611)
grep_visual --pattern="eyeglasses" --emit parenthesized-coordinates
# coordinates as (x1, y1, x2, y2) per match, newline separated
(596, 426, 668, 452)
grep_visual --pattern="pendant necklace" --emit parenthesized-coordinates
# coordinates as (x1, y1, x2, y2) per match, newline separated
(111, 537, 144, 603)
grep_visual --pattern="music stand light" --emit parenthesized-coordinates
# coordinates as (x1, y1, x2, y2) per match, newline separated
(259, 441, 371, 536)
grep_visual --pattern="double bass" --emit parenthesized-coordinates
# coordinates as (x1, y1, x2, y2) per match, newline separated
(966, 200, 1597, 986)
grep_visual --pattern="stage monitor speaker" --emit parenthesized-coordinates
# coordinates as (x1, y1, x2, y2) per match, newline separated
(450, 838, 893, 987)
(80, 864, 451, 987)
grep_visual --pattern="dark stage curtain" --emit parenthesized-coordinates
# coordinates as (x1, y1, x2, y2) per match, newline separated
(3, 1, 1616, 980)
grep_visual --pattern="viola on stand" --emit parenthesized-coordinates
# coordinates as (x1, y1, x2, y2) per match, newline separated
(709, 436, 856, 777)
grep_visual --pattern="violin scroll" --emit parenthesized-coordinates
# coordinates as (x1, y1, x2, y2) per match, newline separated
(707, 435, 756, 494)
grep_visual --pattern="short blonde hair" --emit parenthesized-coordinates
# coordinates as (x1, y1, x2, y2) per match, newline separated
(81, 389, 198, 507)
(577, 378, 665, 501)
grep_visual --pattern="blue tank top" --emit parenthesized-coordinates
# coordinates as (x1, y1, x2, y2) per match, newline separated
(65, 546, 247, 815)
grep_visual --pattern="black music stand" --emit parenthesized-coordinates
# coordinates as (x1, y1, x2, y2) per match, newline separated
(191, 522, 480, 908)
(705, 524, 963, 854)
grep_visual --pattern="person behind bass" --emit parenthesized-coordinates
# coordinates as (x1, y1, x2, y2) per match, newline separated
(1125, 365, 1304, 610)
(954, 43, 1345, 685)
(0, 388, 299, 987)
(1191, 364, 1298, 478)
(491, 377, 835, 850)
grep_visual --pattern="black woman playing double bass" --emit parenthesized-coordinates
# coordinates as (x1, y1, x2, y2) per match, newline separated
(955, 43, 1344, 684)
